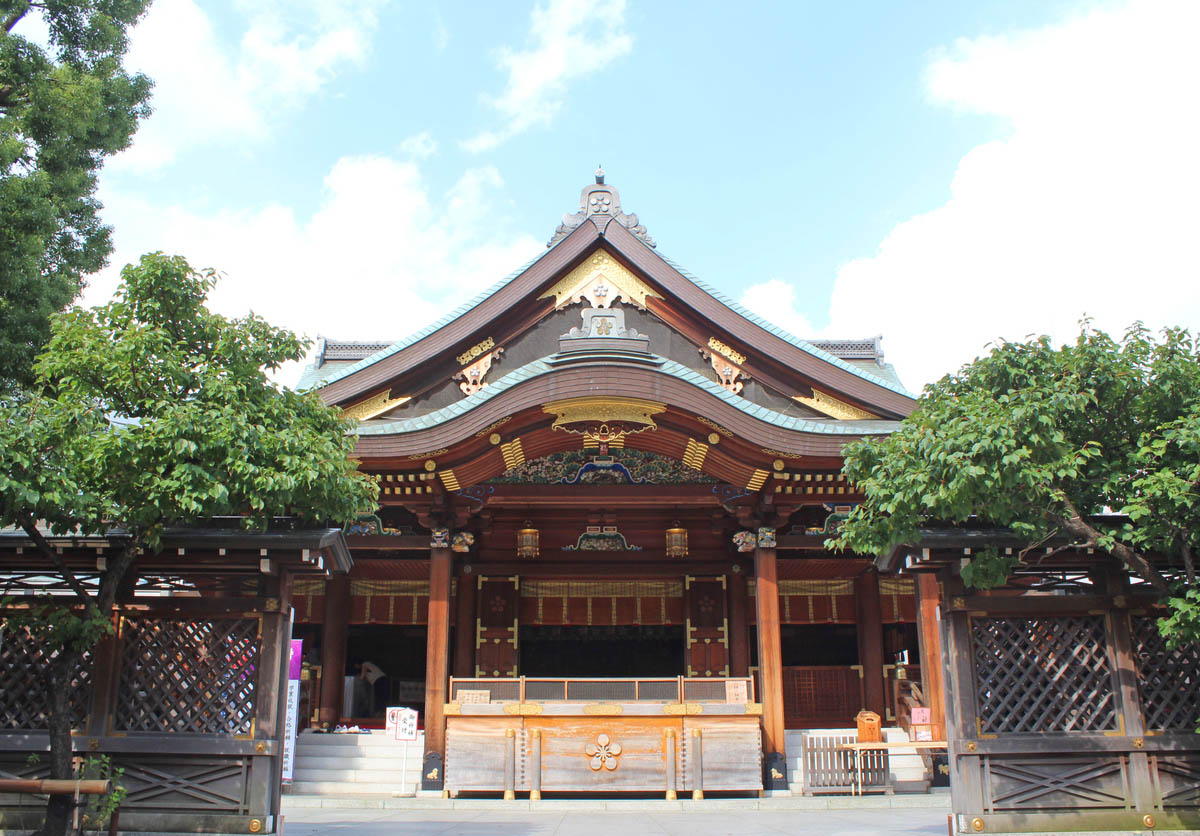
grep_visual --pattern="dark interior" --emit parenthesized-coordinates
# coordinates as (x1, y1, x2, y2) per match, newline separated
(518, 625, 685, 676)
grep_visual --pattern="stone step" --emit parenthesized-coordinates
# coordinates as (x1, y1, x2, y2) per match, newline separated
(287, 780, 414, 796)
(297, 732, 422, 748)
(293, 767, 420, 783)
(291, 755, 420, 771)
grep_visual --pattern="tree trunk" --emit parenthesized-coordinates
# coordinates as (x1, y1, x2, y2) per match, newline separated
(33, 649, 80, 836)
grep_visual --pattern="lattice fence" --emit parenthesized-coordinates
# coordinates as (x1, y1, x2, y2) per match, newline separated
(1131, 616, 1200, 731)
(115, 617, 260, 735)
(0, 622, 92, 730)
(972, 616, 1118, 733)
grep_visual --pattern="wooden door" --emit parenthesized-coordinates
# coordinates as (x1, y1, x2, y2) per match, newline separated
(685, 576, 729, 676)
(475, 575, 519, 677)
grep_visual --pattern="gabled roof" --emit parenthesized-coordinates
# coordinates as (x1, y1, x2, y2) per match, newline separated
(300, 174, 918, 422)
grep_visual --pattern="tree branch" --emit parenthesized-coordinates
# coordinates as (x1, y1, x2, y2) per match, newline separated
(96, 541, 137, 614)
(15, 512, 100, 613)
(2, 3, 29, 33)
(1048, 499, 1171, 595)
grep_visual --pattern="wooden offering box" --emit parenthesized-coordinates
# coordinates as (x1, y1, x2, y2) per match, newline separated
(444, 677, 763, 798)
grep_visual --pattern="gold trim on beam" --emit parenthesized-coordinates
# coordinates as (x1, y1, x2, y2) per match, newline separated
(793, 390, 878, 420)
(339, 390, 412, 421)
(746, 469, 769, 491)
(439, 470, 461, 491)
(682, 438, 708, 471)
(543, 396, 666, 430)
(500, 438, 525, 470)
(538, 248, 662, 311)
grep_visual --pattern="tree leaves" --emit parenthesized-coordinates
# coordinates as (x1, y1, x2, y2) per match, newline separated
(833, 323, 1200, 642)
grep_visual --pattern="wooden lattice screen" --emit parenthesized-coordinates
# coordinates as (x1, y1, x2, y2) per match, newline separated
(115, 616, 260, 735)
(971, 615, 1118, 733)
(1131, 616, 1200, 732)
(0, 623, 92, 730)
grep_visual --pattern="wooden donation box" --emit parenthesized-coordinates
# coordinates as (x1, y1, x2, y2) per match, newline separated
(445, 677, 763, 798)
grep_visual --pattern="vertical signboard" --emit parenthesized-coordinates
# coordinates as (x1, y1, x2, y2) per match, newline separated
(281, 639, 303, 783)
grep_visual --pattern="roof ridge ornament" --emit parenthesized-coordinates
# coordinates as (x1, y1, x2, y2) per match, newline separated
(548, 171, 656, 248)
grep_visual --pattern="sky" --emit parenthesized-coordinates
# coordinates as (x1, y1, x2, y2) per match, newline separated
(43, 0, 1200, 391)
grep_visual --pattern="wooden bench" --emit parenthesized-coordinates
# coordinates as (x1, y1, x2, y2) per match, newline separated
(799, 733, 890, 795)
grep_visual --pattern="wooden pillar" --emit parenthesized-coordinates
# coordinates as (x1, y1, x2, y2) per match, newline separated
(422, 545, 452, 791)
(318, 574, 350, 727)
(754, 543, 788, 789)
(915, 573, 946, 738)
(453, 567, 477, 679)
(854, 569, 886, 717)
(727, 567, 750, 678)
(250, 572, 292, 824)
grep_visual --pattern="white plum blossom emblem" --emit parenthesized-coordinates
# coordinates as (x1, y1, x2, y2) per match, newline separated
(585, 734, 621, 771)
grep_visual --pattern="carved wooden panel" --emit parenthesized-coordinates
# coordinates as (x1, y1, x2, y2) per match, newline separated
(476, 576, 518, 677)
(971, 616, 1118, 733)
(115, 756, 250, 814)
(115, 617, 260, 735)
(685, 577, 728, 676)
(1131, 616, 1200, 731)
(1152, 755, 1200, 809)
(0, 623, 92, 730)
(982, 755, 1131, 811)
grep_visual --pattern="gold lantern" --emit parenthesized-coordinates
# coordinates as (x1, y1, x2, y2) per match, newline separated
(516, 520, 540, 558)
(665, 521, 688, 557)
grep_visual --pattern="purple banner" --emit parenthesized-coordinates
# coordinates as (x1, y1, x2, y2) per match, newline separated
(288, 638, 303, 680)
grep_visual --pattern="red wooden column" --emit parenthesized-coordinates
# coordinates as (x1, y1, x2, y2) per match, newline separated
(452, 567, 478, 679)
(727, 568, 750, 678)
(422, 544, 453, 791)
(318, 574, 350, 727)
(915, 573, 946, 738)
(854, 569, 887, 717)
(754, 542, 788, 789)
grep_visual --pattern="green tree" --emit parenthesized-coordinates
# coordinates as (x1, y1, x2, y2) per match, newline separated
(1, 0, 152, 393)
(0, 253, 378, 836)
(833, 323, 1200, 643)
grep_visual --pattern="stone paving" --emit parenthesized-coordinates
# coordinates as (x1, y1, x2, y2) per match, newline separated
(279, 797, 951, 835)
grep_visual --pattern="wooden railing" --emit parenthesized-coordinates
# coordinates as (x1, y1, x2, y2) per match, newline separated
(448, 676, 755, 704)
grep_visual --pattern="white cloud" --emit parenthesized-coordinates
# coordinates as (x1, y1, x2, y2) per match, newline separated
(739, 279, 818, 339)
(399, 131, 439, 159)
(433, 12, 449, 52)
(462, 0, 632, 152)
(90, 157, 542, 381)
(113, 0, 388, 172)
(745, 0, 1200, 391)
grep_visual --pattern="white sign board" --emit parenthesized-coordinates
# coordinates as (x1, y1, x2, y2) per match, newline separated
(281, 639, 303, 783)
(386, 707, 419, 741)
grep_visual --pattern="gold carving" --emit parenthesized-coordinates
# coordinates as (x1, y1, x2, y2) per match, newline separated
(696, 416, 733, 437)
(439, 470, 460, 491)
(455, 346, 503, 396)
(424, 459, 438, 472)
(707, 432, 720, 445)
(772, 459, 785, 471)
(1143, 814, 1156, 829)
(971, 817, 984, 832)
(249, 820, 263, 833)
(489, 433, 502, 445)
(707, 337, 746, 366)
(502, 703, 542, 715)
(411, 450, 449, 461)
(682, 438, 708, 471)
(705, 350, 745, 395)
(500, 438, 525, 470)
(746, 469, 769, 491)
(663, 703, 703, 715)
(475, 416, 512, 437)
(544, 396, 666, 430)
(456, 337, 496, 366)
(582, 703, 624, 715)
(965, 740, 977, 752)
(539, 248, 662, 311)
(340, 390, 412, 421)
(793, 390, 877, 420)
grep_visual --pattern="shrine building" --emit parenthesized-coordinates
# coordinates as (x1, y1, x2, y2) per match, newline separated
(294, 171, 939, 795)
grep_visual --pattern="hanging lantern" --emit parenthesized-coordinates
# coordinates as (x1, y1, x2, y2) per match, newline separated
(516, 520, 540, 559)
(665, 521, 688, 558)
